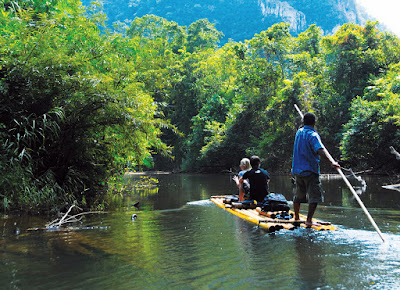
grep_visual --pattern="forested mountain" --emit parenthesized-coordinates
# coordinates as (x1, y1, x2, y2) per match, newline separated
(81, 0, 374, 42)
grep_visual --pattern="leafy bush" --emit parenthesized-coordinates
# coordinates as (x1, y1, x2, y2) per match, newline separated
(0, 0, 169, 212)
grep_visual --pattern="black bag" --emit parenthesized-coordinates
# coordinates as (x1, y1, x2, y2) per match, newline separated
(261, 193, 290, 212)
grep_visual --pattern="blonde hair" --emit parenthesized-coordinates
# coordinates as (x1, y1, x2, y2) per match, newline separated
(239, 158, 251, 170)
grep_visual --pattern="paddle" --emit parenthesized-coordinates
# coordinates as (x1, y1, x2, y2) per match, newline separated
(294, 104, 385, 242)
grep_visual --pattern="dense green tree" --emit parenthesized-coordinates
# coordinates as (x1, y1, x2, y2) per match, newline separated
(182, 44, 240, 170)
(0, 0, 168, 212)
(295, 24, 322, 57)
(125, 15, 228, 170)
(187, 18, 224, 53)
(127, 14, 187, 54)
(319, 22, 393, 128)
(248, 23, 291, 78)
(341, 64, 400, 170)
(196, 35, 286, 170)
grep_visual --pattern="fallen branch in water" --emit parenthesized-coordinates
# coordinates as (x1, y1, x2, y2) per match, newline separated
(341, 167, 367, 193)
(46, 205, 105, 228)
(380, 146, 400, 192)
(26, 205, 107, 231)
(382, 183, 400, 192)
(56, 204, 82, 227)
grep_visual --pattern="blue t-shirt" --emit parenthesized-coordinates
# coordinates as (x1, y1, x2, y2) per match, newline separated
(238, 170, 248, 177)
(291, 125, 325, 176)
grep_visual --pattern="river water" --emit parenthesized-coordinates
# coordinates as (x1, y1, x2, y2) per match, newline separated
(1, 173, 400, 289)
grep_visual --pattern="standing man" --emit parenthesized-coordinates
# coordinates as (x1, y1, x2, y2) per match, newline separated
(291, 112, 339, 227)
(240, 156, 270, 202)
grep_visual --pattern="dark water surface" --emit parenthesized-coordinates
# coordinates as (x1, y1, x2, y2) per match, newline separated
(1, 173, 400, 289)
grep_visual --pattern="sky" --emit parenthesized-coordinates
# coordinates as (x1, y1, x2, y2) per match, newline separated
(355, 0, 400, 36)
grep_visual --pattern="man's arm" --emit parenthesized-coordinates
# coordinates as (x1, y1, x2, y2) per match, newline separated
(317, 148, 340, 168)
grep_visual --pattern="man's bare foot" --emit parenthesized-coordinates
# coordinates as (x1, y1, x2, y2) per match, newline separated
(305, 221, 322, 228)
(293, 219, 305, 226)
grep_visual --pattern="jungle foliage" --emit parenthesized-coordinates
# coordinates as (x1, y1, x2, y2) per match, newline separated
(0, 0, 171, 212)
(1, 0, 399, 212)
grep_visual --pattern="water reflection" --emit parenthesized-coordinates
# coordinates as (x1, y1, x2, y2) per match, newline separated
(1, 174, 400, 288)
(293, 234, 326, 288)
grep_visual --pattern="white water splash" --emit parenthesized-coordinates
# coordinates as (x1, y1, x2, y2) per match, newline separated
(186, 200, 212, 206)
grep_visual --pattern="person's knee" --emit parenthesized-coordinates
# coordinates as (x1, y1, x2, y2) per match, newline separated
(293, 195, 307, 203)
(308, 195, 323, 204)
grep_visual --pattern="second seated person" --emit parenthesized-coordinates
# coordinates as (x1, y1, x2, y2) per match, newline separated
(233, 158, 251, 201)
(240, 155, 270, 202)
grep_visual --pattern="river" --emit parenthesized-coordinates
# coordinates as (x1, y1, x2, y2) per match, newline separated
(1, 173, 400, 289)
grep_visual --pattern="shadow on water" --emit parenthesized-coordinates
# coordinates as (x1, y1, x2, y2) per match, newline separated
(1, 173, 400, 288)
(293, 234, 326, 288)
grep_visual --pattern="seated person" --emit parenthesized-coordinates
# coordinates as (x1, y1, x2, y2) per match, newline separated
(232, 158, 251, 201)
(239, 156, 270, 202)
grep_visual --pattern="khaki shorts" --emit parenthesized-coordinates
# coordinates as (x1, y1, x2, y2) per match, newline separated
(294, 173, 323, 204)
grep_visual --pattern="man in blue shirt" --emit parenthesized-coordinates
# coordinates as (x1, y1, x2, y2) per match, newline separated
(291, 112, 339, 227)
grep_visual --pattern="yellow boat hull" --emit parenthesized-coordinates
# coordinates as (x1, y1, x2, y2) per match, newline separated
(210, 195, 337, 232)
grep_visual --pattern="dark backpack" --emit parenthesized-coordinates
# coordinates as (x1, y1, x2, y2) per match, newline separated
(261, 193, 290, 212)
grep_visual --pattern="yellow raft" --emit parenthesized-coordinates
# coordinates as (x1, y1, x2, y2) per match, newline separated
(210, 195, 337, 232)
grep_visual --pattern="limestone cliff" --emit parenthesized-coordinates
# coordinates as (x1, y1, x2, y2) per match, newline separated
(83, 0, 375, 42)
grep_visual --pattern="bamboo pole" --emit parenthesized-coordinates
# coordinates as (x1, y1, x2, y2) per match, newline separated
(294, 104, 385, 242)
